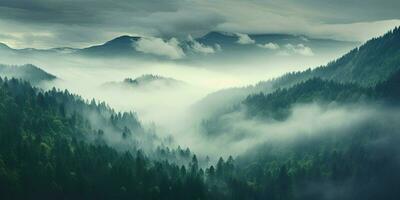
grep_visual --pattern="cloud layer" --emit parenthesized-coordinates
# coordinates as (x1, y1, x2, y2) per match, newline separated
(235, 33, 255, 44)
(135, 37, 185, 59)
(0, 0, 399, 48)
(257, 42, 280, 50)
(284, 43, 314, 56)
(188, 35, 217, 54)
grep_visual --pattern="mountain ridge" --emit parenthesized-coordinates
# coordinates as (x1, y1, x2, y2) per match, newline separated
(193, 26, 400, 119)
(0, 31, 358, 60)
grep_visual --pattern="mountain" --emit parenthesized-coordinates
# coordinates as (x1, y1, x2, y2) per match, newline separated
(196, 27, 400, 200)
(193, 27, 400, 119)
(0, 31, 358, 61)
(0, 64, 56, 85)
(103, 74, 186, 90)
(270, 27, 400, 88)
(243, 78, 370, 120)
(78, 35, 142, 56)
(200, 78, 371, 136)
(2, 28, 400, 199)
(194, 31, 357, 58)
(0, 78, 207, 199)
(2, 75, 400, 199)
(198, 31, 356, 50)
(196, 31, 238, 47)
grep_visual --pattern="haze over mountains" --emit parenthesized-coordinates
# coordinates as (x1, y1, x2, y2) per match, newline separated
(1, 0, 400, 199)
(103, 74, 186, 90)
(1, 9, 400, 199)
(0, 31, 358, 62)
(193, 27, 400, 120)
(0, 64, 56, 85)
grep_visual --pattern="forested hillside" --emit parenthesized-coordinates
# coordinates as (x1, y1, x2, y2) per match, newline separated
(0, 78, 208, 199)
(194, 27, 400, 119)
(244, 78, 370, 120)
(2, 73, 397, 200)
(0, 64, 56, 85)
(200, 68, 400, 200)
(1, 25, 400, 200)
(1, 0, 399, 199)
(265, 27, 400, 90)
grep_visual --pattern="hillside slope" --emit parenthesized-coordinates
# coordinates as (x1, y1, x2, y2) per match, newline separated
(0, 64, 56, 85)
(194, 27, 400, 119)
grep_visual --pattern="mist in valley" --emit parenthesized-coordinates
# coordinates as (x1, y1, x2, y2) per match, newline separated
(0, 42, 362, 157)
(1, 2, 400, 197)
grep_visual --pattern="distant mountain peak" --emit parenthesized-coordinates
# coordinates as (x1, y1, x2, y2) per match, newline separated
(103, 74, 185, 90)
(104, 35, 141, 45)
(201, 31, 232, 38)
(124, 74, 183, 86)
(80, 35, 142, 56)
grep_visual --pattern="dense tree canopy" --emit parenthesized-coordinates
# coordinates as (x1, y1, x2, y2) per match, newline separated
(1, 27, 400, 200)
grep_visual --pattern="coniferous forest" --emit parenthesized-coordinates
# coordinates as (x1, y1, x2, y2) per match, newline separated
(1, 2, 400, 200)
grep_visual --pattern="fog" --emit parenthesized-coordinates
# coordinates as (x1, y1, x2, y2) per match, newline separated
(0, 45, 364, 159)
(201, 103, 400, 156)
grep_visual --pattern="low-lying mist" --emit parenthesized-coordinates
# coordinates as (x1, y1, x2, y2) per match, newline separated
(0, 47, 371, 160)
(173, 102, 399, 158)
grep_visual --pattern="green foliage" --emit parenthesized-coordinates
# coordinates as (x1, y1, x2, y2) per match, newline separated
(2, 27, 400, 200)
(233, 114, 400, 200)
(244, 78, 371, 120)
(0, 78, 211, 200)
(271, 27, 400, 88)
(1, 73, 400, 199)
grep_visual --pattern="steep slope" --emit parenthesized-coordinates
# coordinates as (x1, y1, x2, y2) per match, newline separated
(271, 27, 400, 88)
(200, 69, 400, 200)
(0, 78, 211, 199)
(200, 78, 371, 136)
(201, 69, 400, 137)
(375, 69, 400, 101)
(194, 27, 400, 119)
(234, 102, 400, 200)
(243, 78, 370, 120)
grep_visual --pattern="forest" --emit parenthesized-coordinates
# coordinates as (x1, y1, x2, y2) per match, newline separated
(0, 2, 400, 199)
(1, 28, 400, 199)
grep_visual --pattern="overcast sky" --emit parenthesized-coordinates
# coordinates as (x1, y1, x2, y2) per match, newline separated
(0, 0, 399, 48)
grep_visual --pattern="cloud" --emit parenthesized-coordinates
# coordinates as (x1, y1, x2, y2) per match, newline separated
(235, 33, 255, 44)
(257, 42, 280, 50)
(134, 37, 185, 59)
(299, 36, 309, 42)
(284, 43, 314, 56)
(191, 41, 215, 54)
(307, 19, 400, 42)
(190, 102, 400, 157)
(214, 44, 222, 51)
(188, 35, 216, 54)
(0, 0, 399, 48)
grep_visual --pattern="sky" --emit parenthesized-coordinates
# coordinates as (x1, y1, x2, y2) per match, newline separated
(0, 0, 399, 48)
